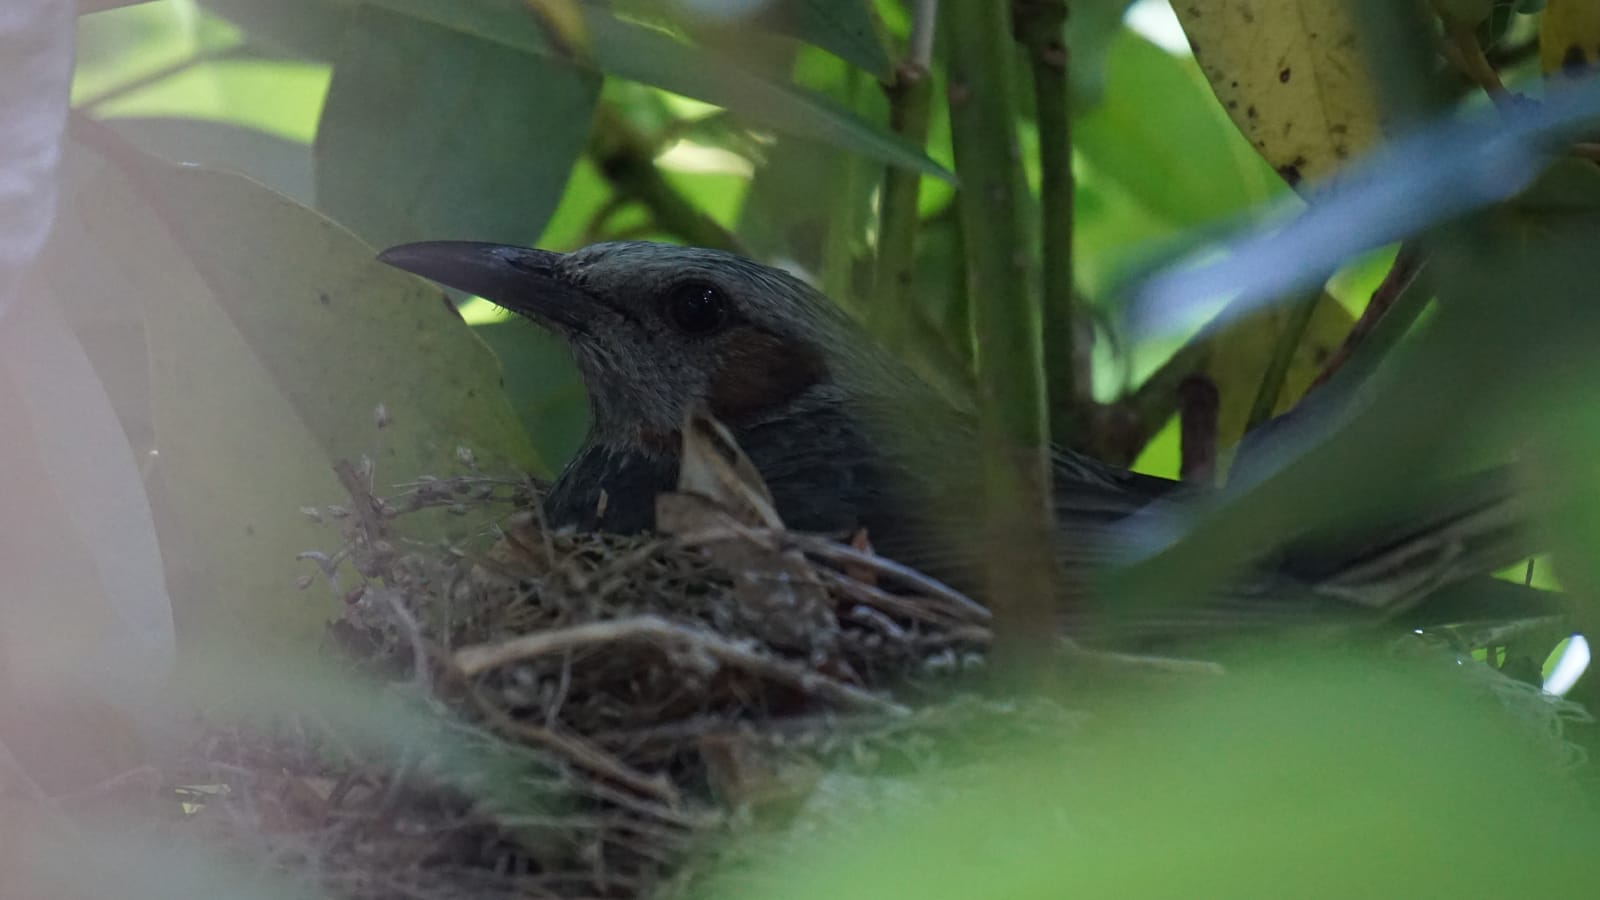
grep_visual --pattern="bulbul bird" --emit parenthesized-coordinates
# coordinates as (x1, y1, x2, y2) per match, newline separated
(378, 240, 1541, 637)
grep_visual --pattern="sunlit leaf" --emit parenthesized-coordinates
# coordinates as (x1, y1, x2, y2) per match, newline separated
(1171, 0, 1385, 189)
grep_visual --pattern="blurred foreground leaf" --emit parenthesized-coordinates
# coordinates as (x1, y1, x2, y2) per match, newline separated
(716, 650, 1597, 900)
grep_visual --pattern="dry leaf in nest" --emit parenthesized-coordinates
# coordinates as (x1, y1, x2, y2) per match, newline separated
(657, 410, 836, 656)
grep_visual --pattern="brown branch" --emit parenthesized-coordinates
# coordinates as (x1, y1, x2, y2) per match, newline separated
(1308, 243, 1424, 392)
(1178, 374, 1219, 484)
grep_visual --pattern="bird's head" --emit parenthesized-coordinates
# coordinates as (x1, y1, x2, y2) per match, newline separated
(379, 240, 880, 449)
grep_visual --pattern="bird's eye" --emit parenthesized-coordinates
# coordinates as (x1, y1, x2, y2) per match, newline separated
(662, 281, 729, 335)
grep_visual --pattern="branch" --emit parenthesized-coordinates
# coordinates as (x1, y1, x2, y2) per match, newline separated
(1012, 0, 1081, 439)
(585, 103, 745, 253)
(1178, 374, 1219, 484)
(872, 0, 939, 346)
(1308, 243, 1426, 392)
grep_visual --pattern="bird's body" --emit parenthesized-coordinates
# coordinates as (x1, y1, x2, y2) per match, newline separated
(379, 239, 1542, 637)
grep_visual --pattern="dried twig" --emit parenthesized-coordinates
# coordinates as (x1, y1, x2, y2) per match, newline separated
(456, 615, 909, 717)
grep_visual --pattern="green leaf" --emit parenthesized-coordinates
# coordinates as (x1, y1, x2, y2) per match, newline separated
(746, 0, 892, 77)
(105, 116, 313, 203)
(316, 4, 600, 247)
(53, 135, 540, 658)
(1076, 30, 1282, 228)
(199, 0, 355, 58)
(366, 0, 948, 177)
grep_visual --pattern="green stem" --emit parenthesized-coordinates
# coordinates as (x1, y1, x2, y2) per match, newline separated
(1244, 289, 1324, 433)
(823, 69, 870, 307)
(1012, 0, 1080, 442)
(873, 65, 934, 343)
(945, 0, 1058, 680)
(586, 104, 745, 253)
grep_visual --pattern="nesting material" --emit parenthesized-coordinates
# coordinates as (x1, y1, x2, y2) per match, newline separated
(171, 422, 1058, 900)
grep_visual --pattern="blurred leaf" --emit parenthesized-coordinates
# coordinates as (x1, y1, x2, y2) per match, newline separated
(78, 0, 161, 12)
(0, 0, 73, 310)
(199, 0, 354, 58)
(52, 136, 540, 659)
(1065, 0, 1138, 108)
(106, 115, 313, 202)
(316, 5, 599, 248)
(721, 650, 1599, 900)
(1128, 87, 1600, 341)
(0, 297, 168, 793)
(1076, 30, 1282, 227)
(1541, 0, 1600, 73)
(1172, 0, 1385, 189)
(1108, 210, 1600, 616)
(88, 56, 331, 143)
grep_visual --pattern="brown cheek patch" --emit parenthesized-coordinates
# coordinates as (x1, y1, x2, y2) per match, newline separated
(707, 329, 828, 424)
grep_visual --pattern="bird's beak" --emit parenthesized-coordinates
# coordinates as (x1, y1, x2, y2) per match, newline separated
(377, 240, 594, 334)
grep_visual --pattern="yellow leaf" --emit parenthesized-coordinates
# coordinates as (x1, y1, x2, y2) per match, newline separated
(1172, 1, 1385, 190)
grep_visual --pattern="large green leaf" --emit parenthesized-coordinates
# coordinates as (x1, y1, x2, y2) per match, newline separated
(107, 116, 314, 202)
(363, 0, 947, 177)
(53, 136, 540, 658)
(316, 4, 600, 247)
(203, 0, 943, 177)
(1077, 30, 1281, 229)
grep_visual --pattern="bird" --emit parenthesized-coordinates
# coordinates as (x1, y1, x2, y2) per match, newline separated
(378, 240, 1545, 639)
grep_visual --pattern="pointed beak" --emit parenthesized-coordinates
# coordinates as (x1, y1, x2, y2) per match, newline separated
(377, 240, 594, 334)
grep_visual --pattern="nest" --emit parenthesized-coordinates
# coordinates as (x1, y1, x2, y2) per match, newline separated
(163, 452, 1080, 900)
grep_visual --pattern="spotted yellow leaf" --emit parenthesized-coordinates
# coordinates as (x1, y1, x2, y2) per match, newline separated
(1172, 1, 1385, 190)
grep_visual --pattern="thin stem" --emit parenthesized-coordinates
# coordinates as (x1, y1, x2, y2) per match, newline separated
(1441, 23, 1514, 109)
(909, 0, 939, 69)
(945, 0, 1058, 682)
(1178, 375, 1219, 484)
(1012, 0, 1079, 441)
(1244, 289, 1324, 433)
(873, 44, 936, 343)
(1308, 243, 1424, 392)
(1314, 248, 1433, 397)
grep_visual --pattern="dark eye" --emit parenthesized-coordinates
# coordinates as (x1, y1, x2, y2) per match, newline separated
(662, 281, 729, 335)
